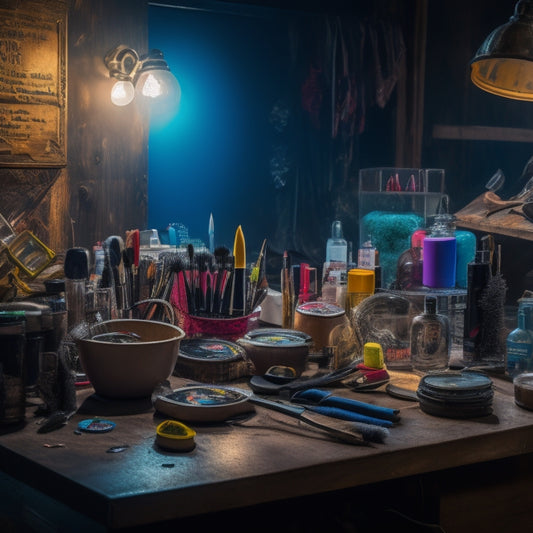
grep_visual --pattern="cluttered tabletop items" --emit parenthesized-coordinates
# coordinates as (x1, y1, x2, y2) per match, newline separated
(0, 208, 533, 525)
(2, 196, 533, 527)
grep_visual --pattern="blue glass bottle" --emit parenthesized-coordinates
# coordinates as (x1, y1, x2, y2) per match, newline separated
(506, 309, 533, 379)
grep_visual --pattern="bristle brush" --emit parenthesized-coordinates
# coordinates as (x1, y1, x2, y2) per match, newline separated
(213, 246, 230, 314)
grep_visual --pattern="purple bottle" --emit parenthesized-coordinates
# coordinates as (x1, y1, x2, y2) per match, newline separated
(422, 215, 457, 289)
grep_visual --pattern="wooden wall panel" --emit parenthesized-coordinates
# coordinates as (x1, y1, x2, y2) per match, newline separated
(67, 0, 148, 249)
(0, 0, 148, 255)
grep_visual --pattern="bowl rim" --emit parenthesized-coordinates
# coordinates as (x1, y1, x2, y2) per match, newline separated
(80, 318, 185, 345)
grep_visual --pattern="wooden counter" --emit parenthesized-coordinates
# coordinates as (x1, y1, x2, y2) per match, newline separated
(1, 371, 533, 532)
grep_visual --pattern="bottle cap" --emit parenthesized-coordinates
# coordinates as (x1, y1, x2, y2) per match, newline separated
(347, 268, 375, 293)
(411, 229, 427, 248)
(64, 247, 89, 280)
(424, 295, 437, 314)
(363, 342, 384, 369)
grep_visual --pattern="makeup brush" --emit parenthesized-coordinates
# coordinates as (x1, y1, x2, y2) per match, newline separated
(213, 246, 230, 314)
(220, 255, 234, 316)
(187, 244, 196, 314)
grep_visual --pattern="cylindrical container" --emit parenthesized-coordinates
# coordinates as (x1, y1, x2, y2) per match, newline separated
(422, 237, 457, 288)
(0, 314, 26, 425)
(345, 269, 375, 314)
(64, 247, 90, 331)
(455, 230, 476, 289)
(463, 250, 491, 364)
(175, 338, 250, 382)
(294, 301, 348, 354)
(514, 373, 533, 411)
(237, 328, 312, 376)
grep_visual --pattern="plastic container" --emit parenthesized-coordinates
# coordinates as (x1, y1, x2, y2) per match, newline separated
(345, 268, 375, 314)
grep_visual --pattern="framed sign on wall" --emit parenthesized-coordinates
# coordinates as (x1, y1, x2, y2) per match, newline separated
(0, 0, 66, 167)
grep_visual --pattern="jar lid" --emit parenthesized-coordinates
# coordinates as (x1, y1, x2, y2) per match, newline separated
(295, 301, 345, 318)
(241, 328, 312, 347)
(347, 268, 375, 293)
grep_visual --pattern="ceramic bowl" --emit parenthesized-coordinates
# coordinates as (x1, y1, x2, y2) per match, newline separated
(237, 328, 312, 376)
(76, 319, 185, 398)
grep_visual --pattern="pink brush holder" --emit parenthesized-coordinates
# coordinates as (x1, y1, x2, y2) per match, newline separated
(176, 310, 260, 341)
(170, 270, 260, 340)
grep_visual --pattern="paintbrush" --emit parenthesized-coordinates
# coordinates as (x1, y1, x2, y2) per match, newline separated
(247, 238, 267, 313)
(248, 396, 370, 445)
(187, 244, 197, 314)
(208, 213, 215, 254)
(230, 225, 246, 316)
(213, 246, 230, 314)
(220, 255, 234, 316)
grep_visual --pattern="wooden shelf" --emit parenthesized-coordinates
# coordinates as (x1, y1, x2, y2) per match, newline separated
(455, 192, 533, 242)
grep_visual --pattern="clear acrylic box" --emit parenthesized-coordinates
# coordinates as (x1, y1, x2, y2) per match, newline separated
(358, 168, 448, 288)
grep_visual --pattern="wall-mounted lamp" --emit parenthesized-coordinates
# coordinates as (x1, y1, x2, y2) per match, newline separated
(104, 45, 181, 110)
(470, 0, 533, 101)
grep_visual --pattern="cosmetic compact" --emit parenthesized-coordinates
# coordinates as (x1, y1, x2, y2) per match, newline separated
(174, 338, 250, 382)
(416, 370, 493, 418)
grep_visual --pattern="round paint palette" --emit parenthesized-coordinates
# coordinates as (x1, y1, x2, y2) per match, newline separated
(77, 418, 116, 433)
(154, 385, 255, 422)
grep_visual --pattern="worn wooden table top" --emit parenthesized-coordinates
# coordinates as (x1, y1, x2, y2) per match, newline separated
(1, 369, 532, 530)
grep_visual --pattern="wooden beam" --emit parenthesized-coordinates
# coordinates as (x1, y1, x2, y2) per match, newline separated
(433, 124, 533, 143)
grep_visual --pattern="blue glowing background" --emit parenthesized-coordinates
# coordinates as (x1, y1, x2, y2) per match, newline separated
(147, 4, 283, 260)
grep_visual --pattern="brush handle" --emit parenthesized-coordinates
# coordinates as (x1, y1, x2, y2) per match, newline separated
(231, 267, 246, 316)
(248, 396, 365, 445)
(219, 271, 233, 315)
(292, 389, 400, 422)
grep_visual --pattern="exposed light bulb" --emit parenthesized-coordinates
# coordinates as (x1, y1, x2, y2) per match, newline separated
(110, 80, 135, 106)
(135, 69, 181, 119)
(140, 73, 162, 98)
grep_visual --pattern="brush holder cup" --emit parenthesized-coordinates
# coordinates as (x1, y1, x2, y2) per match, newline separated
(174, 310, 261, 341)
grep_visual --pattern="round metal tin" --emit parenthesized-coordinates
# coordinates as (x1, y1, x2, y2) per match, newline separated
(174, 338, 249, 382)
(241, 328, 312, 347)
(416, 370, 494, 418)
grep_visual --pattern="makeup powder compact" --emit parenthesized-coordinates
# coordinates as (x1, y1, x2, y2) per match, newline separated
(174, 338, 250, 382)
(416, 370, 494, 418)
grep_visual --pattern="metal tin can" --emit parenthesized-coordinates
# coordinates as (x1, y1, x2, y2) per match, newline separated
(294, 301, 348, 354)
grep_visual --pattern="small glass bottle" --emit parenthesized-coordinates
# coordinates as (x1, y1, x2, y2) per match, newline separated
(506, 309, 533, 379)
(326, 220, 347, 265)
(410, 295, 450, 372)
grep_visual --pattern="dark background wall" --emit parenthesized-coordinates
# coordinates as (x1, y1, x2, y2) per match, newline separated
(0, 0, 531, 299)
